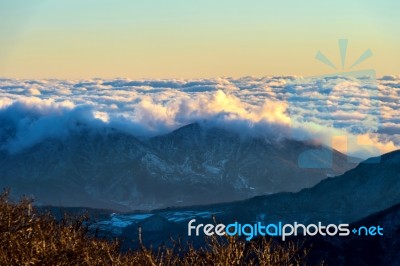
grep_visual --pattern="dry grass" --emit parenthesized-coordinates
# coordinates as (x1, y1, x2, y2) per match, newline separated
(0, 190, 313, 265)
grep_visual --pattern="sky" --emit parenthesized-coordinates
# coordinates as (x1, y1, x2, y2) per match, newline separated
(0, 0, 399, 79)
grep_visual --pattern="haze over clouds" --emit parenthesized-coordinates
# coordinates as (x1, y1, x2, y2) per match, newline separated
(0, 76, 399, 158)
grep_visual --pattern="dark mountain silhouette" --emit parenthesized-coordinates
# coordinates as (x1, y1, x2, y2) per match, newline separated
(0, 123, 356, 211)
(300, 202, 400, 265)
(89, 150, 400, 252)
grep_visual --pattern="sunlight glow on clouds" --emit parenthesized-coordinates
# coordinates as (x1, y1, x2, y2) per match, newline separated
(0, 76, 399, 158)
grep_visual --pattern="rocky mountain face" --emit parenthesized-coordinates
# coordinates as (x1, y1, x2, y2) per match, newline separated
(0, 123, 357, 211)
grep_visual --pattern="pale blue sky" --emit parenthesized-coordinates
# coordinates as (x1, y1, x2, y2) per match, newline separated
(0, 0, 399, 78)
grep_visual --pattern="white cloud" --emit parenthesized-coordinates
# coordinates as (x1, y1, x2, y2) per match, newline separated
(0, 76, 399, 158)
(27, 87, 41, 96)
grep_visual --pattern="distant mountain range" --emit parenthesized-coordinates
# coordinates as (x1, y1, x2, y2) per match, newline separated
(180, 149, 400, 225)
(85, 149, 400, 254)
(30, 148, 400, 265)
(0, 123, 357, 211)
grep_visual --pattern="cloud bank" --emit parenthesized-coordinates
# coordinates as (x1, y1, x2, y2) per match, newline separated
(0, 76, 399, 158)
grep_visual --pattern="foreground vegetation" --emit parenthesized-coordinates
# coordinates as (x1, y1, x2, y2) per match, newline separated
(0, 191, 312, 265)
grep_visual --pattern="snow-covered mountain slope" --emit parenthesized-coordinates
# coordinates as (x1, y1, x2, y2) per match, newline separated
(0, 123, 357, 210)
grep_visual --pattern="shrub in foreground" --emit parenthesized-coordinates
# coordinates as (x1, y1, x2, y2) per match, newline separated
(0, 191, 313, 265)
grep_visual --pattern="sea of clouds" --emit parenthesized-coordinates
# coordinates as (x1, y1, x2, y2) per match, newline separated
(0, 76, 399, 158)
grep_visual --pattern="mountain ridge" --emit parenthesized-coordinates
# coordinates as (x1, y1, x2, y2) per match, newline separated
(0, 122, 358, 211)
